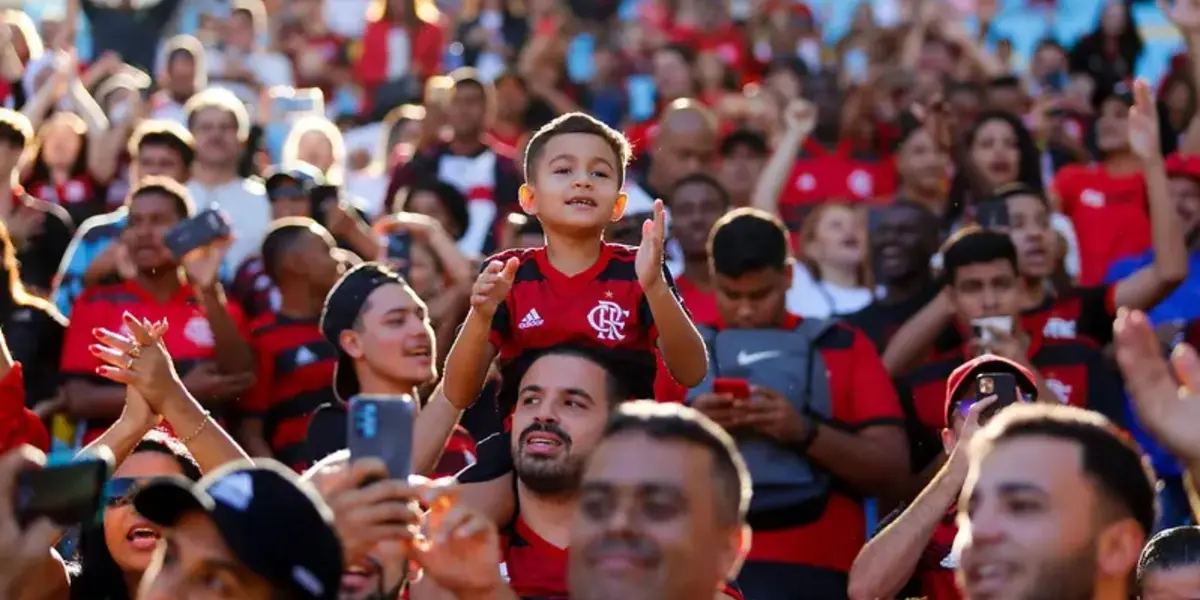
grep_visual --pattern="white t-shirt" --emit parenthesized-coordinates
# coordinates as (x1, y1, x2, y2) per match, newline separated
(187, 178, 271, 269)
(786, 262, 876, 318)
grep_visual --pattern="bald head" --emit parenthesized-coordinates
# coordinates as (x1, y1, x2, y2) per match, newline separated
(651, 99, 719, 192)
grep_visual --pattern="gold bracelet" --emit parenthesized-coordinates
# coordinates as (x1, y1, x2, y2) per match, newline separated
(181, 411, 212, 444)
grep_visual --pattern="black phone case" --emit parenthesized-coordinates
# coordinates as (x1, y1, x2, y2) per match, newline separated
(976, 200, 1011, 229)
(17, 459, 111, 528)
(347, 395, 416, 480)
(976, 372, 1019, 422)
(163, 210, 231, 260)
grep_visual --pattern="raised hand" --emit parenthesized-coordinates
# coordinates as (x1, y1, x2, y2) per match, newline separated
(636, 199, 667, 293)
(319, 458, 425, 568)
(1128, 78, 1162, 162)
(182, 237, 231, 291)
(411, 484, 503, 595)
(783, 98, 818, 137)
(469, 257, 519, 319)
(1114, 309, 1200, 462)
(1160, 0, 1200, 33)
(90, 313, 181, 411)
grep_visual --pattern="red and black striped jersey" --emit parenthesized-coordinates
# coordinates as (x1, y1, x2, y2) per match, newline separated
(485, 243, 679, 409)
(241, 314, 338, 471)
(501, 514, 744, 600)
(1020, 284, 1117, 347)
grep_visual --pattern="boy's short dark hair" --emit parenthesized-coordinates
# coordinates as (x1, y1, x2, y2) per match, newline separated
(1138, 526, 1200, 585)
(975, 404, 1156, 538)
(708, 207, 789, 278)
(941, 226, 1018, 285)
(128, 120, 196, 169)
(261, 217, 329, 283)
(0, 108, 32, 150)
(126, 176, 195, 218)
(523, 112, 632, 186)
(720, 129, 769, 158)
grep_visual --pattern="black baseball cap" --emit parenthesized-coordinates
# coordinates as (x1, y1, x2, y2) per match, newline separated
(320, 262, 409, 402)
(265, 162, 325, 201)
(133, 459, 342, 600)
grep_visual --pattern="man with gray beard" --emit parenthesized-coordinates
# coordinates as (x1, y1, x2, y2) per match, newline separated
(957, 403, 1154, 600)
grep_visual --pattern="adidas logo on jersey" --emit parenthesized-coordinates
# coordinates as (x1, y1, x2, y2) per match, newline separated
(519, 309, 544, 330)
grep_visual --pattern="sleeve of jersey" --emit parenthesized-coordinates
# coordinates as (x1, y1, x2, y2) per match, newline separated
(1078, 284, 1117, 347)
(638, 262, 685, 340)
(455, 430, 513, 483)
(240, 336, 274, 416)
(60, 296, 105, 376)
(838, 328, 905, 425)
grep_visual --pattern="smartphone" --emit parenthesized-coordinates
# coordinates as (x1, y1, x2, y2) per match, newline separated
(975, 200, 1011, 229)
(16, 450, 114, 528)
(843, 48, 869, 84)
(309, 184, 340, 221)
(971, 315, 1014, 345)
(1043, 70, 1069, 93)
(163, 209, 231, 260)
(975, 372, 1019, 422)
(268, 86, 324, 122)
(713, 378, 751, 400)
(347, 394, 416, 481)
(384, 232, 411, 277)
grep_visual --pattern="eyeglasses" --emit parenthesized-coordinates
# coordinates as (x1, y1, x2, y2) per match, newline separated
(104, 477, 144, 508)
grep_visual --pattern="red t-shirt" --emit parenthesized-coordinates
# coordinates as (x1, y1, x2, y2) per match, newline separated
(61, 281, 250, 444)
(667, 24, 753, 83)
(0, 363, 50, 454)
(776, 140, 896, 232)
(1052, 164, 1151, 286)
(675, 274, 719, 327)
(486, 243, 682, 406)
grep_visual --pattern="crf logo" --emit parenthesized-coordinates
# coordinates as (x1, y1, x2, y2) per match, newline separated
(1043, 317, 1077, 339)
(1081, 189, 1106, 208)
(1046, 378, 1073, 404)
(587, 300, 630, 342)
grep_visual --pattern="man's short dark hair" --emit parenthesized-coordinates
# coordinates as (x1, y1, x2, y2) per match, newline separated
(669, 173, 731, 209)
(941, 226, 1018, 285)
(708, 207, 789, 278)
(1138, 526, 1200, 585)
(128, 120, 196, 169)
(126, 176, 195, 218)
(974, 404, 1156, 538)
(0, 108, 32, 150)
(524, 112, 632, 185)
(261, 217, 330, 283)
(404, 179, 469, 236)
(603, 402, 750, 526)
(449, 66, 490, 98)
(526, 346, 629, 409)
(719, 129, 769, 158)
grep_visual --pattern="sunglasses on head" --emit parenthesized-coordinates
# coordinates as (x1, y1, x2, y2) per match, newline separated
(104, 477, 143, 508)
(956, 392, 1034, 417)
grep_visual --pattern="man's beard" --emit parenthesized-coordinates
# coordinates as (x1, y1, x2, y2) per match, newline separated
(1019, 540, 1097, 600)
(514, 422, 584, 496)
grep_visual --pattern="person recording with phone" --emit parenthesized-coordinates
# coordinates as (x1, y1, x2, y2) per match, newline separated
(898, 228, 1126, 494)
(687, 208, 908, 600)
(849, 355, 1037, 600)
(60, 179, 254, 447)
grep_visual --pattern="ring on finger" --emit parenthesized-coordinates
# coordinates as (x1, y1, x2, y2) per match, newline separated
(125, 356, 137, 370)
(128, 345, 142, 359)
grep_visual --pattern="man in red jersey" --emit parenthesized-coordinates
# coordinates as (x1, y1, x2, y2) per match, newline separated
(441, 111, 707, 418)
(61, 179, 254, 445)
(236, 218, 344, 470)
(849, 355, 1037, 600)
(690, 208, 908, 600)
(417, 348, 743, 600)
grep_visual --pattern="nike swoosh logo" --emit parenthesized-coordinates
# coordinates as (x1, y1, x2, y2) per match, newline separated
(737, 350, 782, 366)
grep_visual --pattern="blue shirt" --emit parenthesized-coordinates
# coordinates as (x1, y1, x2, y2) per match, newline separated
(1105, 249, 1200, 325)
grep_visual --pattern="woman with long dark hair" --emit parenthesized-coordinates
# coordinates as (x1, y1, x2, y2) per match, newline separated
(946, 110, 1043, 225)
(68, 431, 201, 600)
(1069, 0, 1144, 93)
(0, 218, 64, 412)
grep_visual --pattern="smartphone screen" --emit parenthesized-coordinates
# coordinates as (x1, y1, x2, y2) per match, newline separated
(384, 232, 411, 278)
(843, 48, 869, 84)
(347, 395, 416, 480)
(17, 454, 114, 528)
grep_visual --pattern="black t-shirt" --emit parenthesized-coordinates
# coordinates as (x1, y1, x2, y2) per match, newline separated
(1, 300, 65, 406)
(13, 192, 74, 293)
(843, 285, 941, 354)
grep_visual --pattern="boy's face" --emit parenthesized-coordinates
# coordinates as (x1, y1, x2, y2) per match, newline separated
(522, 133, 627, 236)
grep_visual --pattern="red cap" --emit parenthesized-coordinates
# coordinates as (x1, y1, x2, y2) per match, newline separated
(1166, 153, 1200, 181)
(944, 354, 1038, 428)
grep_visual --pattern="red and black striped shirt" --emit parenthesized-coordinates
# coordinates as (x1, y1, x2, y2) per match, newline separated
(242, 314, 338, 471)
(485, 243, 678, 411)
